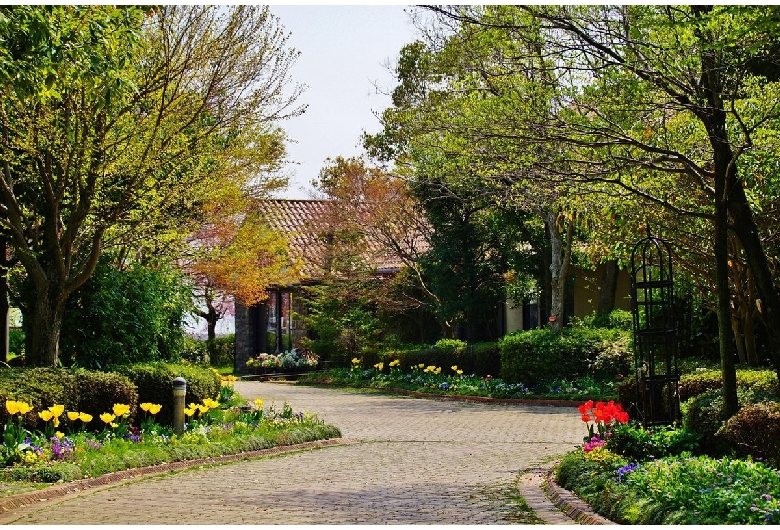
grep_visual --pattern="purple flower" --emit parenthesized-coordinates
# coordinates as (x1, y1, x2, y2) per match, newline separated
(616, 462, 640, 482)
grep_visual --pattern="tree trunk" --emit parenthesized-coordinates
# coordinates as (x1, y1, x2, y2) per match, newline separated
(597, 259, 619, 316)
(25, 283, 66, 367)
(727, 183, 780, 381)
(545, 210, 574, 333)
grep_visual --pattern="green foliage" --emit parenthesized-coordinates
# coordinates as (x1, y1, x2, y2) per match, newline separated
(298, 277, 382, 365)
(182, 335, 235, 367)
(376, 341, 500, 378)
(679, 368, 779, 403)
(59, 260, 192, 369)
(682, 386, 780, 456)
(719, 402, 780, 467)
(606, 422, 701, 461)
(557, 448, 780, 524)
(0, 368, 136, 431)
(8, 328, 24, 358)
(499, 327, 629, 385)
(0, 368, 79, 430)
(113, 363, 220, 427)
(583, 309, 633, 331)
(72, 370, 138, 429)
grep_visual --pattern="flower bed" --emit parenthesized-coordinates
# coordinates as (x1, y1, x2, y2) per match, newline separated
(245, 349, 319, 374)
(554, 400, 780, 524)
(297, 358, 619, 401)
(0, 375, 339, 485)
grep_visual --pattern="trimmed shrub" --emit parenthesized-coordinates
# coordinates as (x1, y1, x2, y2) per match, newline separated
(679, 369, 779, 403)
(585, 309, 633, 331)
(74, 369, 138, 427)
(719, 402, 780, 467)
(0, 368, 135, 431)
(0, 368, 80, 430)
(114, 362, 220, 427)
(499, 327, 629, 386)
(377, 342, 499, 377)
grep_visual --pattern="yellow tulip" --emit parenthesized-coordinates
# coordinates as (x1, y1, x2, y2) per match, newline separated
(351, 357, 360, 365)
(79, 413, 93, 423)
(418, 364, 425, 369)
(5, 400, 19, 415)
(148, 404, 162, 415)
(48, 404, 64, 417)
(140, 403, 152, 412)
(112, 403, 130, 417)
(196, 404, 208, 414)
(52, 416, 60, 427)
(109, 422, 118, 429)
(183, 408, 195, 417)
(457, 370, 463, 375)
(16, 401, 32, 415)
(39, 410, 54, 422)
(202, 398, 218, 409)
(55, 431, 64, 439)
(451, 365, 458, 372)
(67, 411, 80, 421)
(254, 398, 263, 409)
(100, 413, 116, 424)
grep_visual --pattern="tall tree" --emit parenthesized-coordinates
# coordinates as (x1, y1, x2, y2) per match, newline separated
(0, 6, 303, 365)
(398, 5, 780, 415)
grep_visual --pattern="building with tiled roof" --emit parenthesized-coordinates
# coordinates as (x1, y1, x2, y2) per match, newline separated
(235, 198, 427, 369)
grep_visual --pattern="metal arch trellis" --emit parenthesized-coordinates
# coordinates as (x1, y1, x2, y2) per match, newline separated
(630, 235, 680, 426)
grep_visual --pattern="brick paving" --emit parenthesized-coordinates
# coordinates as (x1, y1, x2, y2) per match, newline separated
(1, 382, 586, 525)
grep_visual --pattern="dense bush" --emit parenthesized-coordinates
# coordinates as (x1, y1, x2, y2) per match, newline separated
(606, 422, 701, 462)
(58, 259, 192, 369)
(113, 362, 220, 426)
(719, 402, 780, 467)
(0, 368, 136, 431)
(73, 369, 139, 427)
(678, 368, 779, 403)
(499, 327, 629, 385)
(682, 387, 780, 456)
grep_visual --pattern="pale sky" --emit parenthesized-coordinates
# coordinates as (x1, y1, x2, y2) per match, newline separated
(268, 5, 420, 199)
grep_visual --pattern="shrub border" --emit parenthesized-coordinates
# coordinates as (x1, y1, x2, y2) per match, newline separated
(0, 437, 360, 517)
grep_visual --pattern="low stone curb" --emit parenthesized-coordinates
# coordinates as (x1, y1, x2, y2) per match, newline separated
(0, 437, 361, 514)
(541, 467, 617, 525)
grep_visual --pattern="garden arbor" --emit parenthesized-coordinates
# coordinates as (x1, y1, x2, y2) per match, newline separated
(631, 235, 680, 426)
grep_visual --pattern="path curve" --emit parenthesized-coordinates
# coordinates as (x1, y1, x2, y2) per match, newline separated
(2, 382, 584, 525)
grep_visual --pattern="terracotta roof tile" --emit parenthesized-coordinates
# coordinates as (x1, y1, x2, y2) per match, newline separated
(256, 199, 410, 283)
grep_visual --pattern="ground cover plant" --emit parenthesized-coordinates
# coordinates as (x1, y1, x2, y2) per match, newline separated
(0, 374, 340, 489)
(554, 399, 780, 524)
(297, 357, 619, 401)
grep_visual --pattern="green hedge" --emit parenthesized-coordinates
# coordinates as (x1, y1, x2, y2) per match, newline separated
(678, 368, 779, 403)
(375, 341, 500, 377)
(0, 368, 137, 431)
(181, 335, 235, 367)
(499, 327, 630, 386)
(113, 362, 220, 426)
(720, 401, 780, 467)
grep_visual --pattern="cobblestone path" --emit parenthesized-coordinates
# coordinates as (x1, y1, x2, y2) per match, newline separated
(3, 382, 583, 524)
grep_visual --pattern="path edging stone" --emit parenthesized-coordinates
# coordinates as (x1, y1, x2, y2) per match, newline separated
(541, 467, 617, 525)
